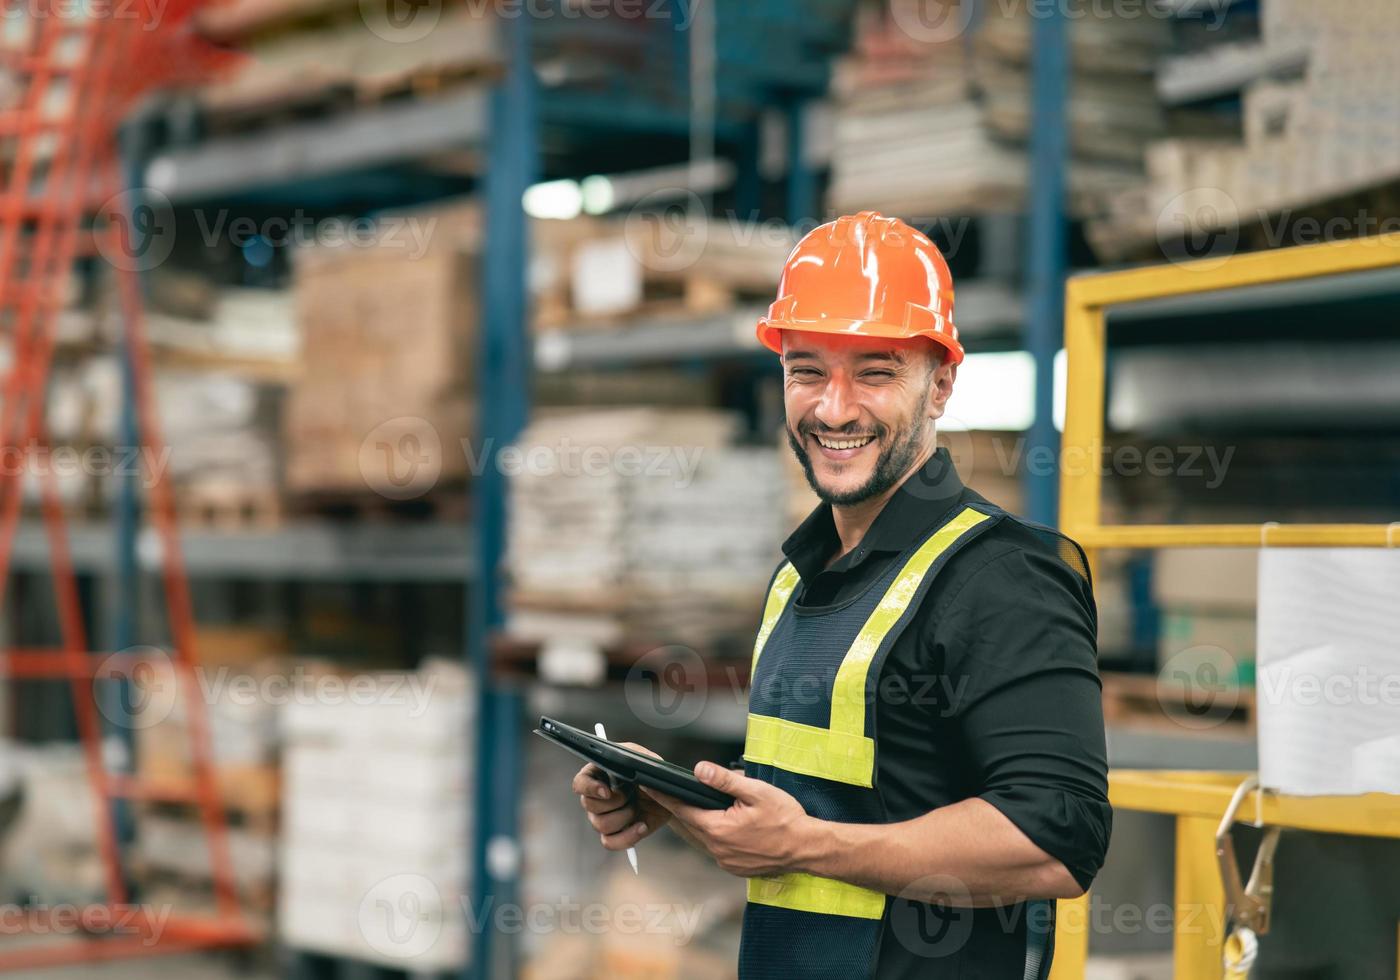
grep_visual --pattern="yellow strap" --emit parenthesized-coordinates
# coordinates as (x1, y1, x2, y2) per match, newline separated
(748, 872, 886, 920)
(744, 713, 876, 787)
(830, 506, 992, 736)
(750, 562, 800, 677)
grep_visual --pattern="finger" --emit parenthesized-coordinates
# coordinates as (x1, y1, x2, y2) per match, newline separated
(640, 785, 708, 826)
(601, 818, 650, 851)
(571, 767, 614, 800)
(588, 806, 638, 837)
(580, 792, 629, 816)
(694, 761, 761, 804)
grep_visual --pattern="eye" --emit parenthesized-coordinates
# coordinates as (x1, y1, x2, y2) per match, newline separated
(788, 367, 821, 379)
(861, 369, 895, 381)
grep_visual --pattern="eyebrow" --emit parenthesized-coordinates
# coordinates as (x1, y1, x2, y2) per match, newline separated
(782, 349, 908, 365)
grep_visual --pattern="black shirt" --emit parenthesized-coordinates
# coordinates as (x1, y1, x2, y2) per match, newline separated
(780, 448, 1111, 978)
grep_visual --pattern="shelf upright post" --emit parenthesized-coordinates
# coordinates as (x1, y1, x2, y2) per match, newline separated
(469, 7, 536, 980)
(785, 96, 817, 226)
(108, 111, 158, 865)
(1023, 0, 1069, 526)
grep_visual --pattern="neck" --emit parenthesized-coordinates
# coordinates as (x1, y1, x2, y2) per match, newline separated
(830, 438, 937, 558)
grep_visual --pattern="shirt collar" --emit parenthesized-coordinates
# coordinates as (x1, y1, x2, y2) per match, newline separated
(781, 447, 966, 583)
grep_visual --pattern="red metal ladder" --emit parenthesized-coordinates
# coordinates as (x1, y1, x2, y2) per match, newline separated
(0, 0, 256, 968)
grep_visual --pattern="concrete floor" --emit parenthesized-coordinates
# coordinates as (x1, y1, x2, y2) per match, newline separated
(8, 950, 274, 980)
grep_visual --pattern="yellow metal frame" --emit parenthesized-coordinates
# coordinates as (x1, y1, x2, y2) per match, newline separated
(1058, 235, 1400, 562)
(1049, 237, 1400, 980)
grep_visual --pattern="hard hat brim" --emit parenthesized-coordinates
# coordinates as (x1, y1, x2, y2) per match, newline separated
(757, 316, 965, 365)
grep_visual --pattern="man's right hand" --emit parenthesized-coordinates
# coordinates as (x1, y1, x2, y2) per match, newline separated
(572, 742, 672, 851)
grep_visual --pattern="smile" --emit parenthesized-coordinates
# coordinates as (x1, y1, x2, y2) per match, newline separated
(814, 434, 875, 451)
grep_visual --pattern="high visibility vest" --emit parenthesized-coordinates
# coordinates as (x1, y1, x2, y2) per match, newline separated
(738, 503, 1055, 980)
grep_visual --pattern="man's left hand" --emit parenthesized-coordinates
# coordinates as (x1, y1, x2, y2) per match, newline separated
(642, 763, 815, 878)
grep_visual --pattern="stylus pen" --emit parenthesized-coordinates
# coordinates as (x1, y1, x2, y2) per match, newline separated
(594, 722, 639, 874)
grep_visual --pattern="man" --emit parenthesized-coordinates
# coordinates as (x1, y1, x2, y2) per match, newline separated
(573, 211, 1111, 978)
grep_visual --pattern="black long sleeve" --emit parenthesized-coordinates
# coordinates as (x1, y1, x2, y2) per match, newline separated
(936, 545, 1113, 890)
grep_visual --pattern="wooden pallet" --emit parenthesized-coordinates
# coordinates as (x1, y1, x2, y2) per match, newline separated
(286, 484, 468, 523)
(177, 482, 283, 531)
(1101, 671, 1256, 733)
(135, 761, 281, 832)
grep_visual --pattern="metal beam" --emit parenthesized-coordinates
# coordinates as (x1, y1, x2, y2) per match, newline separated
(145, 88, 489, 203)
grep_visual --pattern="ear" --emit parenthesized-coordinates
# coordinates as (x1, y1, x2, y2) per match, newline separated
(925, 352, 957, 422)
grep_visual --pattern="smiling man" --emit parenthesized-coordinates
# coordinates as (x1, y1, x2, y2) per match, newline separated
(572, 211, 1111, 979)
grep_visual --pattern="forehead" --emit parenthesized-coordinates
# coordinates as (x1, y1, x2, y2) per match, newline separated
(780, 330, 931, 364)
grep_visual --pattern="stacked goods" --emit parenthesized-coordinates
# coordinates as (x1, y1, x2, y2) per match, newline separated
(131, 632, 287, 808)
(158, 370, 286, 526)
(128, 632, 289, 918)
(1152, 548, 1257, 688)
(0, 745, 105, 905)
(828, 0, 1167, 218)
(1089, 1, 1400, 258)
(278, 659, 472, 970)
(196, 0, 500, 128)
(147, 288, 300, 367)
(284, 214, 477, 496)
(506, 409, 787, 651)
(536, 216, 797, 328)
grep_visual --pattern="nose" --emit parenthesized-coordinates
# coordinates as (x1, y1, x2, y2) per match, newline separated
(814, 372, 860, 431)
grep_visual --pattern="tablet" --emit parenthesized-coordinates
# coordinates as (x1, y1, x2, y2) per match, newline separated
(534, 716, 735, 811)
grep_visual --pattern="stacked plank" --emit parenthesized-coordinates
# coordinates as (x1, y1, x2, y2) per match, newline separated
(827, 0, 1167, 218)
(129, 631, 289, 923)
(195, 0, 500, 128)
(506, 409, 787, 650)
(535, 216, 796, 329)
(1089, 0, 1400, 259)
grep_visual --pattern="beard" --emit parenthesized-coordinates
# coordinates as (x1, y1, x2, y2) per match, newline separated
(786, 413, 928, 506)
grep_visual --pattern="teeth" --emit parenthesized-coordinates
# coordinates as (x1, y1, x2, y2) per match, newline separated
(816, 434, 874, 451)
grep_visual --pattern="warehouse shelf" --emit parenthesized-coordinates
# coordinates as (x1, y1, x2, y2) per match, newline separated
(534, 282, 1025, 371)
(1156, 41, 1306, 106)
(145, 87, 490, 203)
(10, 519, 473, 582)
(1108, 263, 1400, 337)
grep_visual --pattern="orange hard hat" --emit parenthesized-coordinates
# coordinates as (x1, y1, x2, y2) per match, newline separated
(757, 210, 963, 365)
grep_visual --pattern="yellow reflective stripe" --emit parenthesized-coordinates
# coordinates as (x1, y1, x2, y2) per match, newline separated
(743, 713, 876, 787)
(829, 507, 993, 736)
(751, 562, 800, 676)
(748, 872, 886, 920)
